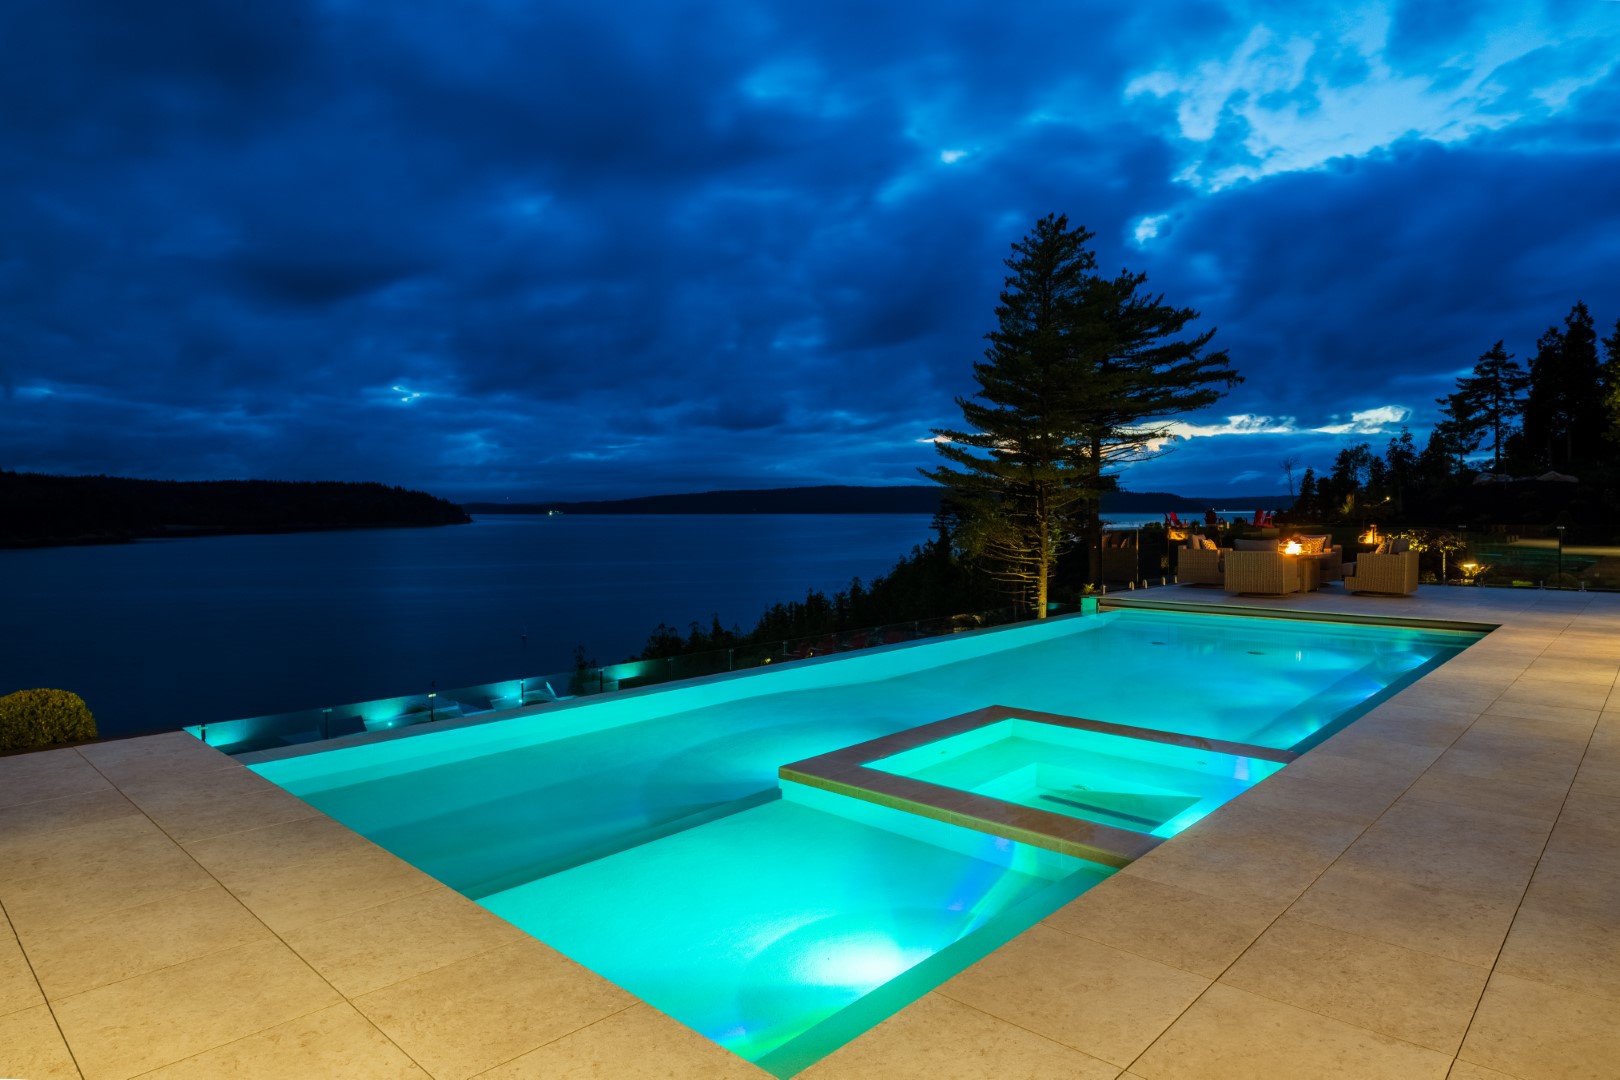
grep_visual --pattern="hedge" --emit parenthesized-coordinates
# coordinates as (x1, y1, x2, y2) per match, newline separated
(0, 688, 98, 752)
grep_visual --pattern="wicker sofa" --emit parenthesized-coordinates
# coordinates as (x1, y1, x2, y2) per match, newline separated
(1177, 543, 1229, 586)
(1343, 543, 1420, 595)
(1223, 550, 1303, 596)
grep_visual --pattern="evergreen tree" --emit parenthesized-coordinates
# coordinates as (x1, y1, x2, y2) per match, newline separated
(923, 214, 1101, 615)
(1444, 341, 1529, 473)
(1327, 442, 1375, 504)
(927, 212, 1239, 598)
(1067, 265, 1241, 582)
(1520, 302, 1605, 469)
(1295, 467, 1318, 518)
(1385, 428, 1419, 511)
(1417, 427, 1459, 488)
(1434, 388, 1485, 468)
(1603, 317, 1620, 445)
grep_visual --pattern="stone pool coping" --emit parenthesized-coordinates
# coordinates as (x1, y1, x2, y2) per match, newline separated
(2, 585, 1616, 1078)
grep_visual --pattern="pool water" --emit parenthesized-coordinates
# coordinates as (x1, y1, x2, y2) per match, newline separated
(249, 608, 1479, 1073)
(482, 783, 1107, 1075)
(866, 718, 1289, 837)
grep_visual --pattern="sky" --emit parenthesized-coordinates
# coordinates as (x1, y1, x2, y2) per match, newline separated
(4, 1, 1619, 502)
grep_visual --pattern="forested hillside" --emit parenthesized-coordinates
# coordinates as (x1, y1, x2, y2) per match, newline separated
(0, 472, 470, 547)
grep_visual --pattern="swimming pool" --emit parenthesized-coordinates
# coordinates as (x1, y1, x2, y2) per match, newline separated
(248, 607, 1480, 1073)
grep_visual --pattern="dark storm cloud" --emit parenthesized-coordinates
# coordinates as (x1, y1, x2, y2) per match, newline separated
(3, 0, 1618, 499)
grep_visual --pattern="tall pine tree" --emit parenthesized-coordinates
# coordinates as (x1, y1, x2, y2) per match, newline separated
(1603, 316, 1620, 446)
(1520, 302, 1604, 469)
(1068, 266, 1241, 582)
(1443, 341, 1528, 473)
(923, 215, 1101, 615)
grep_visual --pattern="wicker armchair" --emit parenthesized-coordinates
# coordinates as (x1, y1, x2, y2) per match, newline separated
(1223, 551, 1302, 595)
(1343, 550, 1419, 595)
(1177, 545, 1228, 586)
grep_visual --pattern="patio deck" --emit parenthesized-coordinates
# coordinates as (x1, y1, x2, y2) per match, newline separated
(2, 585, 1616, 1079)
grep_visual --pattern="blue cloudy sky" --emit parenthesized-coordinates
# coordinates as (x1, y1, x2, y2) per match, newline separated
(4, 0, 1619, 501)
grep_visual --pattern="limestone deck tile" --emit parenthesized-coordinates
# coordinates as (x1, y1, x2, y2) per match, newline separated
(281, 886, 531, 998)
(1218, 914, 1489, 1054)
(1, 812, 190, 886)
(937, 923, 1208, 1068)
(74, 730, 239, 774)
(0, 1002, 81, 1080)
(1520, 657, 1619, 684)
(1540, 644, 1620, 663)
(1385, 684, 1507, 713)
(0, 816, 216, 935)
(1571, 731, 1620, 793)
(473, 1003, 769, 1079)
(1121, 797, 1368, 910)
(1459, 971, 1620, 1080)
(799, 992, 1120, 1080)
(1495, 905, 1620, 1004)
(1240, 750, 1421, 822)
(1041, 872, 1279, 980)
(1405, 668, 1519, 694)
(1130, 983, 1452, 1079)
(1397, 769, 1570, 825)
(0, 913, 44, 1016)
(1328, 701, 1479, 747)
(1545, 791, 1620, 855)
(1307, 728, 1452, 774)
(1480, 698, 1602, 729)
(201, 841, 441, 935)
(115, 767, 324, 844)
(1423, 739, 1582, 792)
(1286, 860, 1520, 969)
(1495, 680, 1612, 712)
(1474, 709, 1598, 750)
(181, 812, 380, 879)
(16, 879, 273, 1001)
(50, 937, 340, 1080)
(1449, 721, 1594, 764)
(134, 1002, 430, 1080)
(1445, 1062, 1521, 1080)
(1520, 848, 1620, 930)
(0, 748, 113, 810)
(1331, 798, 1549, 903)
(352, 937, 635, 1080)
(0, 788, 141, 862)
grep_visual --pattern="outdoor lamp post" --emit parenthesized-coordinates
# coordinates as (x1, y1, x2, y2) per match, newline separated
(1556, 526, 1566, 585)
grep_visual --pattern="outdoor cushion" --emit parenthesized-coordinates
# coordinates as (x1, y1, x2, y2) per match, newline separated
(1295, 534, 1329, 554)
(1375, 540, 1392, 555)
(1389, 537, 1411, 553)
(1232, 538, 1274, 551)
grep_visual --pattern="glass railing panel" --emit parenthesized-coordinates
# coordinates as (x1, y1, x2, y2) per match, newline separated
(186, 600, 1095, 755)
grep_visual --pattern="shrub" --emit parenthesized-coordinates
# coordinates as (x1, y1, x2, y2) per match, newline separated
(0, 688, 97, 752)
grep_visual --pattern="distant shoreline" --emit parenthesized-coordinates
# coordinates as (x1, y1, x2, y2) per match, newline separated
(466, 485, 1284, 516)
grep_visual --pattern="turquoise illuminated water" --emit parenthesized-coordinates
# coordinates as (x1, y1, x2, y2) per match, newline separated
(252, 608, 1478, 1074)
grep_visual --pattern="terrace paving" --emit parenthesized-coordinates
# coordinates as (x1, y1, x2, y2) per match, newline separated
(1, 585, 1616, 1079)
